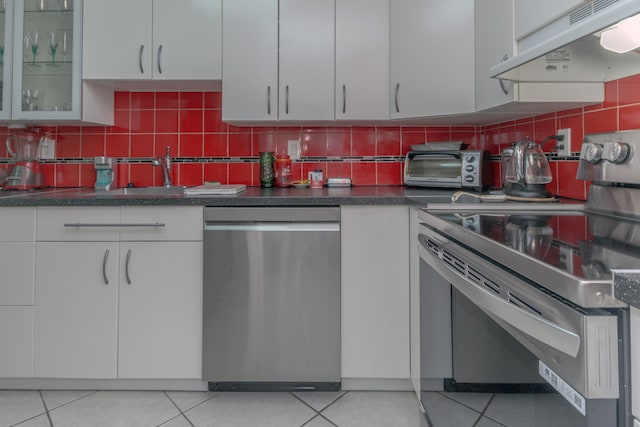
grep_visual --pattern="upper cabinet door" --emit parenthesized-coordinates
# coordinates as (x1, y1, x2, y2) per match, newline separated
(390, 0, 475, 119)
(152, 0, 221, 80)
(221, 0, 278, 122)
(0, 0, 14, 120)
(12, 0, 84, 120)
(83, 0, 152, 80)
(335, 0, 389, 121)
(475, 0, 516, 111)
(279, 0, 334, 121)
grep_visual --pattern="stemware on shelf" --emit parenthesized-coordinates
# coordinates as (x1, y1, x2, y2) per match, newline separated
(48, 31, 59, 64)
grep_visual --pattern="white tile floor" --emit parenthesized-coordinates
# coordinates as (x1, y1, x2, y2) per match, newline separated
(0, 389, 573, 427)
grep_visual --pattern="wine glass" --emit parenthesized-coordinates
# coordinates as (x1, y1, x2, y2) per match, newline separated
(27, 31, 39, 64)
(60, 30, 70, 62)
(36, 0, 48, 11)
(48, 31, 59, 64)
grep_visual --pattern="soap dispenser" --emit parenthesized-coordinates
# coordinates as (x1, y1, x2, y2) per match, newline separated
(94, 156, 117, 190)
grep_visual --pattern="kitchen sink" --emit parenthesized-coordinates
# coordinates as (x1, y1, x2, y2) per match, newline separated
(91, 186, 186, 196)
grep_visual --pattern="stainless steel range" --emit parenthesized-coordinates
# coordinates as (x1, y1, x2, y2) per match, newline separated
(417, 130, 640, 427)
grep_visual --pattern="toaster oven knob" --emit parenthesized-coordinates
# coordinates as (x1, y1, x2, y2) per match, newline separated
(603, 142, 630, 164)
(583, 143, 603, 163)
(464, 175, 475, 183)
(465, 165, 474, 172)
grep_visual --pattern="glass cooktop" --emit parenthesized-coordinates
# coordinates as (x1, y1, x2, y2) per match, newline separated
(432, 210, 640, 283)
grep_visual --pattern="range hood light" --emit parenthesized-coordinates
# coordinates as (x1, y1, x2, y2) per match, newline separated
(599, 13, 640, 53)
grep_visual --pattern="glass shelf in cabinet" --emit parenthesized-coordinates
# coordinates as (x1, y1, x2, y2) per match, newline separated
(22, 61, 72, 76)
(24, 9, 73, 14)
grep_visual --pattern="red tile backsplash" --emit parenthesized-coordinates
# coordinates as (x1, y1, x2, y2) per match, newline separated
(2, 73, 640, 194)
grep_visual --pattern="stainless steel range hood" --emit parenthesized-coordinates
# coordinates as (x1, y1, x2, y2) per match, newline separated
(491, 0, 640, 82)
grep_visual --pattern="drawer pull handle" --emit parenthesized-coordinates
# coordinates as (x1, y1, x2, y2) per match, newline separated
(125, 249, 132, 285)
(102, 249, 110, 285)
(64, 223, 166, 228)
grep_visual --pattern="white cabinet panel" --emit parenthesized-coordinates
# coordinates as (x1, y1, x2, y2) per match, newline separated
(390, 0, 475, 118)
(279, 0, 334, 121)
(335, 0, 389, 120)
(221, 0, 278, 122)
(0, 307, 33, 378)
(36, 206, 120, 241)
(118, 242, 203, 379)
(0, 207, 35, 241)
(0, 242, 34, 305)
(83, 0, 152, 80)
(409, 207, 420, 397)
(632, 307, 640, 420)
(83, 0, 221, 81)
(120, 206, 203, 242)
(341, 205, 410, 380)
(34, 242, 119, 379)
(152, 0, 221, 80)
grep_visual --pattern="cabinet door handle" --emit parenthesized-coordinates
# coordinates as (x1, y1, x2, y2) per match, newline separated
(342, 84, 346, 114)
(139, 45, 145, 74)
(394, 83, 400, 113)
(499, 54, 509, 95)
(285, 85, 290, 115)
(125, 249, 132, 285)
(157, 45, 163, 74)
(64, 223, 166, 228)
(267, 86, 271, 115)
(102, 249, 110, 285)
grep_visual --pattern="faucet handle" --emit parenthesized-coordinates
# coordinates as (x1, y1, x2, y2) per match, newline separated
(165, 145, 171, 157)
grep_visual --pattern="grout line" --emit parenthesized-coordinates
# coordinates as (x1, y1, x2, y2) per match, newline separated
(162, 391, 197, 427)
(38, 390, 54, 427)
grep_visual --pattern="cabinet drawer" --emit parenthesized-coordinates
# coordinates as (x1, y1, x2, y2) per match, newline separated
(0, 307, 33, 378)
(36, 207, 120, 241)
(120, 206, 203, 241)
(0, 242, 35, 305)
(0, 208, 35, 241)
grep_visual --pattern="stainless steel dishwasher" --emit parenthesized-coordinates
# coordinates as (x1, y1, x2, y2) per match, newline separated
(202, 207, 341, 391)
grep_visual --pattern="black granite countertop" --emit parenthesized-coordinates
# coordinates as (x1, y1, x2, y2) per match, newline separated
(0, 186, 457, 207)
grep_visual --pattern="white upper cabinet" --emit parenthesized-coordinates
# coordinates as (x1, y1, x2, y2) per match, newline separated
(83, 0, 221, 82)
(224, 0, 388, 123)
(390, 0, 475, 119)
(514, 0, 584, 40)
(335, 0, 389, 121)
(221, 0, 278, 122)
(278, 0, 334, 121)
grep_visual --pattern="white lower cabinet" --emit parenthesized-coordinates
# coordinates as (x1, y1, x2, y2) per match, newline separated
(118, 241, 202, 379)
(0, 208, 36, 378)
(0, 307, 34, 377)
(33, 206, 203, 380)
(341, 205, 410, 383)
(34, 242, 119, 379)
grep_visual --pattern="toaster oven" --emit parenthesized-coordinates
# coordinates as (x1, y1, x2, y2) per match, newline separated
(404, 150, 491, 191)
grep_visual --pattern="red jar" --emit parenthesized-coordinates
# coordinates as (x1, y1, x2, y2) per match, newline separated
(274, 154, 292, 187)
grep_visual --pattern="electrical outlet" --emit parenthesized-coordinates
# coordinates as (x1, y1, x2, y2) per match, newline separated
(557, 128, 571, 157)
(288, 140, 301, 160)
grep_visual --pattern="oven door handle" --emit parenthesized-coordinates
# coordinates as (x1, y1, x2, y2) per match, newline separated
(418, 232, 581, 358)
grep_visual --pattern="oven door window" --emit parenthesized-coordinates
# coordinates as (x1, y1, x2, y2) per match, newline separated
(407, 156, 461, 179)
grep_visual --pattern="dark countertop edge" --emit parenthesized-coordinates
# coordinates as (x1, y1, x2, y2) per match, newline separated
(0, 186, 456, 207)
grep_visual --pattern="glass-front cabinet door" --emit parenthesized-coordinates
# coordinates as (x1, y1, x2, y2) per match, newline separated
(12, 0, 81, 121)
(0, 0, 15, 120)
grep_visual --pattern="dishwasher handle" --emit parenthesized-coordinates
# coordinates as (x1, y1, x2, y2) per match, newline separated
(204, 222, 339, 232)
(418, 227, 581, 358)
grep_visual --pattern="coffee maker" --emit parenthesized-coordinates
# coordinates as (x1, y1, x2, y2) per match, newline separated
(5, 129, 44, 190)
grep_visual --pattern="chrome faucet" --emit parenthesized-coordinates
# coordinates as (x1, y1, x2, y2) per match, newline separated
(152, 146, 173, 187)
